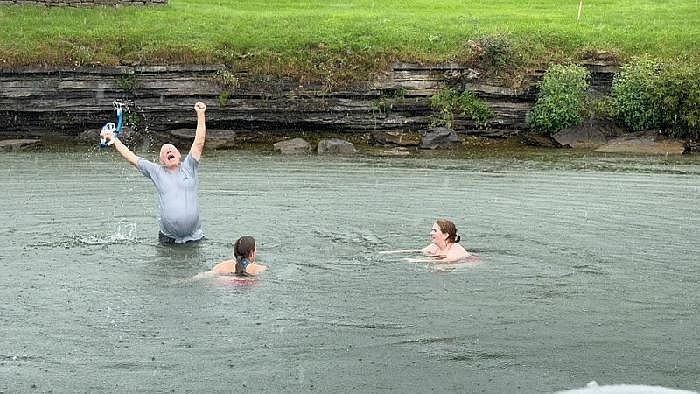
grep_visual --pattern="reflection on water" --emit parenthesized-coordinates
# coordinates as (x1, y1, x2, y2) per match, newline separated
(1, 150, 698, 392)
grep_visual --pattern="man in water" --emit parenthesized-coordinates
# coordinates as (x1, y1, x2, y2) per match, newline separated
(100, 102, 208, 244)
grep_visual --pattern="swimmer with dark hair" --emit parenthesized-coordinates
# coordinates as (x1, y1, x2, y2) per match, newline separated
(211, 236, 267, 276)
(420, 218, 472, 262)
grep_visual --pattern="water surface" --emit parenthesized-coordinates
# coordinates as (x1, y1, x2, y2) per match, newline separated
(1, 150, 698, 392)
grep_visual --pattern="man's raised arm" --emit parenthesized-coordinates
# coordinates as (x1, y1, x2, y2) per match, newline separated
(100, 129, 139, 167)
(190, 102, 207, 161)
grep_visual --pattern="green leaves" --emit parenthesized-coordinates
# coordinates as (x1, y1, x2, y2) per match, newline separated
(528, 64, 590, 135)
(612, 57, 700, 139)
(611, 57, 660, 132)
(430, 88, 494, 129)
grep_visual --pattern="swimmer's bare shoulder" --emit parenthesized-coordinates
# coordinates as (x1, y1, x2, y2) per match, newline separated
(211, 260, 236, 274)
(212, 259, 267, 276)
(246, 262, 267, 275)
(190, 260, 237, 280)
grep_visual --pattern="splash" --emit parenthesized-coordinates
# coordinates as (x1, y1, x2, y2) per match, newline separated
(556, 381, 697, 394)
(77, 222, 138, 245)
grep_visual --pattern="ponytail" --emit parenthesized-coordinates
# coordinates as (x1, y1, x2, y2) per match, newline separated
(234, 257, 251, 277)
(233, 236, 256, 277)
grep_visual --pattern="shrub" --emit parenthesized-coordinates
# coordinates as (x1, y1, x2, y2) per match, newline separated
(430, 89, 460, 129)
(612, 57, 700, 139)
(430, 88, 495, 129)
(528, 64, 591, 135)
(585, 96, 616, 121)
(116, 75, 137, 92)
(458, 91, 495, 127)
(466, 33, 518, 73)
(653, 61, 700, 139)
(213, 69, 240, 90)
(372, 88, 406, 115)
(610, 57, 661, 131)
(213, 69, 240, 107)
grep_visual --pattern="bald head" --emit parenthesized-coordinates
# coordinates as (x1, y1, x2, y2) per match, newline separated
(159, 144, 182, 169)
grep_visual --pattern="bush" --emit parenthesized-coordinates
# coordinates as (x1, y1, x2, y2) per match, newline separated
(611, 57, 700, 139)
(528, 64, 591, 135)
(466, 33, 518, 73)
(458, 91, 495, 127)
(430, 89, 459, 129)
(610, 57, 661, 131)
(585, 96, 616, 121)
(655, 61, 700, 139)
(430, 89, 495, 129)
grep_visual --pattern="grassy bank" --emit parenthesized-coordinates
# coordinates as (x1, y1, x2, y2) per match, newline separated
(1, 0, 699, 80)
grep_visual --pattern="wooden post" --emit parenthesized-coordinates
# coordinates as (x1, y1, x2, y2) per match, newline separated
(577, 0, 584, 21)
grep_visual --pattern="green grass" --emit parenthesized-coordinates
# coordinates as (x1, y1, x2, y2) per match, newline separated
(1, 0, 699, 81)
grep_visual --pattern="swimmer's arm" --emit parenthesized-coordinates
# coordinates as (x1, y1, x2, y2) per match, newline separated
(191, 271, 216, 280)
(378, 249, 423, 255)
(190, 102, 206, 161)
(421, 244, 438, 256)
(445, 245, 471, 262)
(403, 256, 445, 263)
(410, 245, 449, 262)
(112, 138, 139, 167)
(101, 128, 138, 166)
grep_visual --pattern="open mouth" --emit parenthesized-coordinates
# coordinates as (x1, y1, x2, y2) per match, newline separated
(167, 154, 175, 160)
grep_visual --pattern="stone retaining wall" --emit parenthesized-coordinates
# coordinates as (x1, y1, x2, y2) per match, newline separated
(0, 0, 166, 6)
(0, 62, 617, 141)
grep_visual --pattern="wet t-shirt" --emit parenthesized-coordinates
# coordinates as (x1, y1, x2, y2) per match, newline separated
(137, 153, 203, 243)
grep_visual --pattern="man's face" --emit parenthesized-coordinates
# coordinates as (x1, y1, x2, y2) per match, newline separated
(159, 144, 181, 168)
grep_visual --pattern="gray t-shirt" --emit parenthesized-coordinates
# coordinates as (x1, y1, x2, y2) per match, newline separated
(137, 153, 203, 243)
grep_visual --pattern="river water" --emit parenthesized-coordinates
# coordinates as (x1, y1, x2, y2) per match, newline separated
(1, 150, 698, 392)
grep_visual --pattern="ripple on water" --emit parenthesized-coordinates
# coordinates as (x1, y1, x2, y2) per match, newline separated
(27, 233, 141, 249)
(1, 354, 41, 362)
(2, 151, 699, 392)
(447, 350, 513, 362)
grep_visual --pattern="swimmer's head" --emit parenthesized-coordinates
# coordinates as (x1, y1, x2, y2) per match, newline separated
(159, 144, 181, 168)
(233, 236, 256, 276)
(432, 218, 461, 244)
